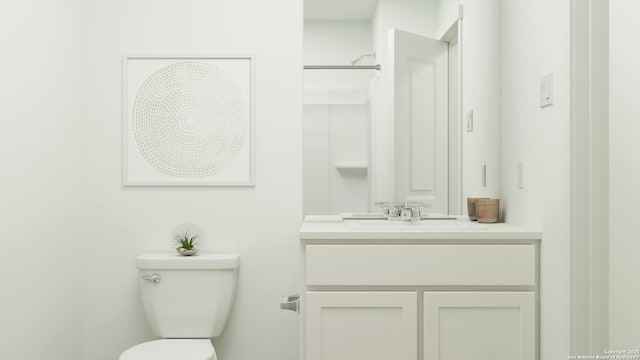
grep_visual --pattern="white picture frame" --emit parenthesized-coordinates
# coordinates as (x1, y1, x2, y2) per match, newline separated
(122, 55, 255, 186)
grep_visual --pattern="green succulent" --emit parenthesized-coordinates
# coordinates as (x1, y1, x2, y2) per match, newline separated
(173, 231, 198, 250)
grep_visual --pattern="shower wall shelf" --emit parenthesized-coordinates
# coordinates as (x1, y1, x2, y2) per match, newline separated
(334, 163, 368, 171)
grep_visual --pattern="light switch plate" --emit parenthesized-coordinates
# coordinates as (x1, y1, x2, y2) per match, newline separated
(540, 73, 553, 107)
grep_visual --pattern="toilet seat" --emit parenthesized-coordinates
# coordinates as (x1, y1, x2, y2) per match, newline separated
(119, 339, 216, 360)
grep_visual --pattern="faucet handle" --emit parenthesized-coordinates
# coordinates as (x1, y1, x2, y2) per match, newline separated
(405, 201, 431, 208)
(410, 203, 421, 219)
(404, 201, 431, 220)
(375, 201, 394, 215)
(375, 201, 402, 220)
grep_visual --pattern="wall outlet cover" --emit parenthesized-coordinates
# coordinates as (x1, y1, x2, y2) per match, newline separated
(466, 109, 474, 132)
(540, 73, 553, 108)
(518, 161, 524, 189)
(481, 163, 486, 188)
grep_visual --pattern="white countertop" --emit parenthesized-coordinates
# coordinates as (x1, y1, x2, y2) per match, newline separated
(300, 215, 542, 241)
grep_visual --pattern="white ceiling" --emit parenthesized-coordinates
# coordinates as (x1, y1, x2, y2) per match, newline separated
(304, 0, 379, 21)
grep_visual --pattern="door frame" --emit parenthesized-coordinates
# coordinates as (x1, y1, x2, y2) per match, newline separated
(570, 0, 609, 354)
(437, 4, 464, 215)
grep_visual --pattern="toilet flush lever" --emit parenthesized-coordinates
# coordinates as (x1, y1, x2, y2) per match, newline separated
(141, 274, 161, 284)
(280, 294, 300, 313)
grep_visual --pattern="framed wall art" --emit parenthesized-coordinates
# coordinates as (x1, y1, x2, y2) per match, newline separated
(123, 55, 255, 186)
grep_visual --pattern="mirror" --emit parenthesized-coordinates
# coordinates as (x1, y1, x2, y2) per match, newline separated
(303, 0, 463, 216)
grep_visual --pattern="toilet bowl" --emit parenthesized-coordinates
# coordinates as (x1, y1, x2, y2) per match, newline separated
(119, 253, 240, 360)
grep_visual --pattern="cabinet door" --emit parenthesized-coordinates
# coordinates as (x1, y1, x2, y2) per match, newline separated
(423, 292, 535, 360)
(306, 292, 417, 360)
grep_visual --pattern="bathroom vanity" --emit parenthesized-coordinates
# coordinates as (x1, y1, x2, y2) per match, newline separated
(298, 216, 541, 360)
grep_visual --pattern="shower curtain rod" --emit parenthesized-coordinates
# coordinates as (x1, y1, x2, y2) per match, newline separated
(304, 65, 381, 71)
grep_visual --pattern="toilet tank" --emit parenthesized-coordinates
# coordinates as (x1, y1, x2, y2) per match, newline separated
(136, 253, 240, 338)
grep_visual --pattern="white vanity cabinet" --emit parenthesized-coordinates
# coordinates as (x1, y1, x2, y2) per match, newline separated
(422, 291, 535, 360)
(306, 291, 418, 360)
(299, 218, 541, 360)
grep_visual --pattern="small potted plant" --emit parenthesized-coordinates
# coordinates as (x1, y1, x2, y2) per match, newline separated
(173, 231, 199, 256)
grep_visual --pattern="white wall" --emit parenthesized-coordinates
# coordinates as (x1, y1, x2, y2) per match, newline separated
(0, 1, 84, 359)
(609, 0, 640, 347)
(374, 0, 439, 57)
(500, 1, 571, 360)
(82, 1, 302, 360)
(438, 0, 502, 209)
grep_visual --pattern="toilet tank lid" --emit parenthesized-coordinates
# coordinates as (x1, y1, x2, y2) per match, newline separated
(136, 253, 240, 270)
(120, 339, 214, 360)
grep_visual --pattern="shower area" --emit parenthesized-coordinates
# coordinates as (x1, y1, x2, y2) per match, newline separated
(303, 20, 379, 215)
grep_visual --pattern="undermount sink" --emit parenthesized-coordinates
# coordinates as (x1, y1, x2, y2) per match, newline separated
(343, 219, 488, 231)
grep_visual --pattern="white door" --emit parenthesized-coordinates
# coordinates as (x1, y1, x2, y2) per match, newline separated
(306, 291, 417, 360)
(390, 29, 449, 213)
(423, 292, 536, 360)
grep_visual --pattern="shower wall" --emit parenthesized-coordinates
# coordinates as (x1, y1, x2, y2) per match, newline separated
(304, 91, 370, 215)
(303, 21, 374, 215)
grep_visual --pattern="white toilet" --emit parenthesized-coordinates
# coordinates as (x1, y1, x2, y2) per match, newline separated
(120, 253, 240, 360)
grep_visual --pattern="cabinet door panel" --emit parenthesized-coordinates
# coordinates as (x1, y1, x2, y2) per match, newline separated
(423, 292, 535, 360)
(307, 292, 417, 360)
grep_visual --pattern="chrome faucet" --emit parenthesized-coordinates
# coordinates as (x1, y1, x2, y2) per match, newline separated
(375, 201, 431, 221)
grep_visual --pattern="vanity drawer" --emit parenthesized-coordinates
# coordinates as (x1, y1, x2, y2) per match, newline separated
(306, 244, 535, 286)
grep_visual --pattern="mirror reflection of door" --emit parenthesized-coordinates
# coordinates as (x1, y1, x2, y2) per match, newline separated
(390, 29, 449, 214)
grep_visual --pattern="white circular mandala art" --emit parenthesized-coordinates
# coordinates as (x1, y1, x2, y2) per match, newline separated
(132, 61, 246, 178)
